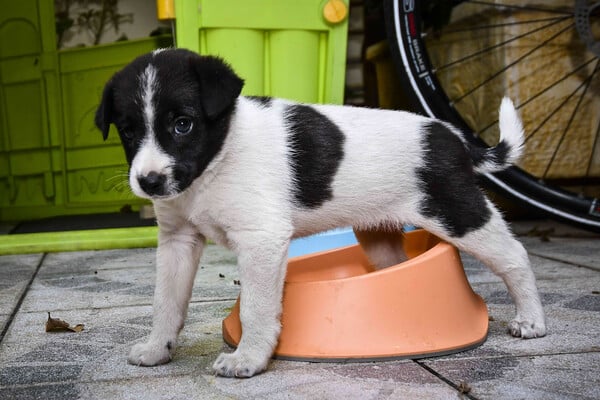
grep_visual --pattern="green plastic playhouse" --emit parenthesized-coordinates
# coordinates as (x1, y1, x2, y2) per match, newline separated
(0, 0, 348, 253)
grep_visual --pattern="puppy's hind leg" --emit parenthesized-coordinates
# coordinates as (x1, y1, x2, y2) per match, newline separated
(434, 202, 546, 339)
(353, 228, 407, 269)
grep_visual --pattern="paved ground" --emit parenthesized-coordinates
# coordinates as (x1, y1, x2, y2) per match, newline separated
(0, 220, 598, 399)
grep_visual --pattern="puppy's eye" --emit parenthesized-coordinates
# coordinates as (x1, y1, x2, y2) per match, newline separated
(174, 117, 193, 135)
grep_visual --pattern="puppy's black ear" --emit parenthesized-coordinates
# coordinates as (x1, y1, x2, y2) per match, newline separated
(95, 79, 114, 141)
(192, 56, 244, 119)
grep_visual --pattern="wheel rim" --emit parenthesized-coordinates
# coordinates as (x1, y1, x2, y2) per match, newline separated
(386, 0, 600, 230)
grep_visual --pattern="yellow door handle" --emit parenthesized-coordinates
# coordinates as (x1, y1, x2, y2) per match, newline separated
(323, 0, 348, 24)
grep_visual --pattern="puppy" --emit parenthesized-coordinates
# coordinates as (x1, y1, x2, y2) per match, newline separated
(95, 48, 546, 377)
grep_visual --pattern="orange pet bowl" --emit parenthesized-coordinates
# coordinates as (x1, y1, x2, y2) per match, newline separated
(222, 230, 488, 361)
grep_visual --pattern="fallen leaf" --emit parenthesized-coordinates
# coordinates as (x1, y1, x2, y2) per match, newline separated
(45, 312, 84, 333)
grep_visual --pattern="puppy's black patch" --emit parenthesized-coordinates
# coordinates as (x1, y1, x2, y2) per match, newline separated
(469, 140, 510, 169)
(285, 105, 345, 208)
(246, 96, 273, 107)
(151, 52, 240, 192)
(417, 121, 491, 237)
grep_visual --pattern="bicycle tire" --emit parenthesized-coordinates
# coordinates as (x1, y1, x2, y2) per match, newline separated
(383, 0, 600, 232)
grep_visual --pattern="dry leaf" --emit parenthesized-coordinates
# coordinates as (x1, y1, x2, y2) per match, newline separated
(458, 381, 471, 394)
(45, 312, 84, 333)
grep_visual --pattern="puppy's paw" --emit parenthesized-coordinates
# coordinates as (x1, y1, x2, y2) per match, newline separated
(128, 340, 173, 366)
(508, 319, 546, 339)
(212, 350, 269, 378)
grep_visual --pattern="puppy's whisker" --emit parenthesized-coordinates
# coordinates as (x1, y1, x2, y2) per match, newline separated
(105, 172, 129, 186)
(105, 171, 135, 200)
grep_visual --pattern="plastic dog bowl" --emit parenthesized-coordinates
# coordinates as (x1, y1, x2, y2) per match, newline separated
(222, 230, 488, 361)
(288, 228, 357, 257)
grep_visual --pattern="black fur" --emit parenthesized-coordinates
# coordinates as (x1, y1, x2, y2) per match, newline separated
(417, 121, 491, 237)
(284, 104, 345, 209)
(469, 140, 510, 170)
(191, 55, 244, 119)
(95, 80, 114, 141)
(94, 49, 242, 194)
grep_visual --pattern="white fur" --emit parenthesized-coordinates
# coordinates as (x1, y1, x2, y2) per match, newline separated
(126, 95, 545, 377)
(141, 65, 158, 137)
(474, 97, 525, 174)
(498, 97, 525, 164)
(129, 65, 176, 199)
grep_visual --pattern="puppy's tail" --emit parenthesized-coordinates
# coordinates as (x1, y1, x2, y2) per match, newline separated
(471, 97, 524, 174)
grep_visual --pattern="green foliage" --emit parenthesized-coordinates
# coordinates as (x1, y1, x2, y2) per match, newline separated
(54, 0, 134, 48)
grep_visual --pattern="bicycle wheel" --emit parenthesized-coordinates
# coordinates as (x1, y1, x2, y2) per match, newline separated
(383, 0, 600, 232)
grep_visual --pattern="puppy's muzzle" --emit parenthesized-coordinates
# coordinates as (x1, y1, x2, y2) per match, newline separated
(137, 171, 168, 197)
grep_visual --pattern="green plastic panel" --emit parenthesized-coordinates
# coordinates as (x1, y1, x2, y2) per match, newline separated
(0, 0, 59, 221)
(0, 226, 159, 255)
(0, 0, 172, 222)
(58, 38, 171, 207)
(175, 0, 348, 104)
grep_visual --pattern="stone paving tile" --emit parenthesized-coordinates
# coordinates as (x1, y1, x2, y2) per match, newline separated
(420, 236, 600, 399)
(37, 245, 237, 276)
(462, 252, 599, 285)
(204, 359, 459, 400)
(0, 300, 232, 398)
(422, 352, 600, 400)
(78, 375, 227, 400)
(0, 301, 227, 364)
(0, 253, 43, 333)
(259, 378, 457, 400)
(443, 273, 600, 360)
(0, 315, 8, 333)
(1, 221, 599, 399)
(20, 245, 240, 312)
(0, 301, 460, 400)
(519, 237, 600, 271)
(511, 220, 600, 238)
(0, 383, 80, 400)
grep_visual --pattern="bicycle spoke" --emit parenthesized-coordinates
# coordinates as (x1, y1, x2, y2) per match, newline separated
(586, 114, 600, 177)
(452, 22, 575, 104)
(517, 58, 598, 109)
(435, 16, 570, 72)
(439, 16, 569, 35)
(543, 59, 600, 178)
(525, 63, 599, 145)
(477, 57, 598, 136)
(465, 0, 573, 16)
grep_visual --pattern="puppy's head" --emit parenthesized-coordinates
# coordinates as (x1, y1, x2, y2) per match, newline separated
(95, 48, 244, 200)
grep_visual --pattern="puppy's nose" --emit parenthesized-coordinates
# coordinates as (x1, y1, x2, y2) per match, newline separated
(138, 171, 167, 196)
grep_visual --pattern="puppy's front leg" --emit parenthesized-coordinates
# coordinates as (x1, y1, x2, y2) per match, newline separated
(128, 224, 205, 366)
(213, 231, 289, 377)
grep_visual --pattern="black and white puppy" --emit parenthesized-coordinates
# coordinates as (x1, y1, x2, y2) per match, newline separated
(95, 48, 546, 377)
